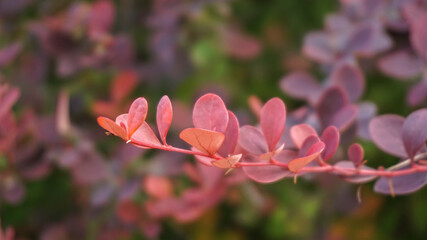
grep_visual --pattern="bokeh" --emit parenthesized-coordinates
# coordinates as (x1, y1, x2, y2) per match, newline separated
(1, 0, 427, 239)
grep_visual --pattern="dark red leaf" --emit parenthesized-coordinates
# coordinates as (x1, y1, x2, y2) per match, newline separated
(320, 126, 340, 161)
(192, 93, 229, 132)
(347, 143, 364, 167)
(260, 98, 286, 151)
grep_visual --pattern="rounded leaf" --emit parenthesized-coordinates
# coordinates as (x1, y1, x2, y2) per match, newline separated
(330, 63, 365, 102)
(320, 126, 340, 161)
(97, 116, 127, 140)
(239, 125, 268, 155)
(218, 111, 240, 156)
(348, 143, 364, 167)
(179, 128, 225, 156)
(193, 93, 229, 132)
(280, 72, 322, 101)
(260, 98, 286, 151)
(369, 114, 407, 158)
(378, 51, 423, 79)
(402, 109, 427, 158)
(156, 96, 173, 145)
(127, 97, 148, 138)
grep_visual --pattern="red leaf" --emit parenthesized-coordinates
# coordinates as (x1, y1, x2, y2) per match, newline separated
(402, 109, 427, 158)
(212, 154, 242, 168)
(97, 116, 127, 140)
(320, 126, 340, 161)
(348, 143, 364, 167)
(218, 111, 239, 156)
(111, 71, 138, 101)
(192, 93, 229, 132)
(179, 128, 225, 155)
(260, 98, 286, 151)
(330, 63, 365, 102)
(288, 141, 325, 172)
(369, 114, 407, 158)
(127, 97, 148, 138)
(290, 123, 318, 149)
(156, 95, 173, 145)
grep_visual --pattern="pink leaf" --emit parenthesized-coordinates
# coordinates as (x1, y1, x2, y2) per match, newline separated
(260, 98, 286, 151)
(239, 125, 268, 155)
(320, 126, 340, 161)
(88, 0, 115, 37)
(127, 97, 148, 138)
(288, 141, 325, 172)
(374, 167, 427, 195)
(156, 96, 173, 145)
(316, 87, 349, 128)
(290, 123, 318, 149)
(280, 72, 322, 102)
(369, 114, 407, 158)
(348, 143, 364, 167)
(410, 14, 427, 61)
(402, 109, 427, 158)
(303, 32, 335, 63)
(378, 51, 423, 79)
(242, 150, 297, 183)
(407, 79, 427, 107)
(218, 111, 239, 156)
(330, 63, 365, 102)
(192, 93, 229, 132)
(131, 122, 162, 148)
(179, 128, 225, 155)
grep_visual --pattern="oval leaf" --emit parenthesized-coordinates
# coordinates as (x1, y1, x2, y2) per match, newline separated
(179, 128, 225, 155)
(97, 116, 127, 140)
(131, 122, 162, 148)
(127, 97, 148, 138)
(374, 168, 427, 195)
(218, 111, 240, 156)
(330, 63, 365, 102)
(320, 126, 340, 161)
(212, 154, 242, 169)
(239, 125, 268, 155)
(369, 114, 407, 158)
(193, 93, 229, 132)
(402, 109, 427, 158)
(348, 143, 364, 167)
(378, 51, 423, 79)
(156, 95, 173, 145)
(280, 72, 322, 101)
(316, 87, 348, 128)
(290, 123, 318, 149)
(260, 98, 286, 151)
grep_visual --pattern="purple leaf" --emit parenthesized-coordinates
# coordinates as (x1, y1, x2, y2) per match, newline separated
(279, 72, 322, 102)
(303, 31, 335, 63)
(298, 135, 320, 157)
(316, 87, 349, 128)
(320, 126, 340, 161)
(374, 167, 427, 195)
(357, 102, 377, 140)
(156, 95, 173, 145)
(378, 51, 423, 79)
(407, 78, 427, 107)
(402, 109, 427, 158)
(330, 104, 358, 131)
(334, 161, 376, 183)
(0, 42, 22, 67)
(330, 63, 365, 102)
(410, 14, 427, 61)
(347, 143, 364, 167)
(260, 98, 286, 151)
(239, 126, 268, 155)
(218, 111, 239, 157)
(193, 93, 229, 132)
(345, 22, 391, 57)
(369, 114, 407, 158)
(242, 150, 297, 183)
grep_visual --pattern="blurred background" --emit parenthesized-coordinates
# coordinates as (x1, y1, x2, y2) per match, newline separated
(1, 0, 427, 239)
